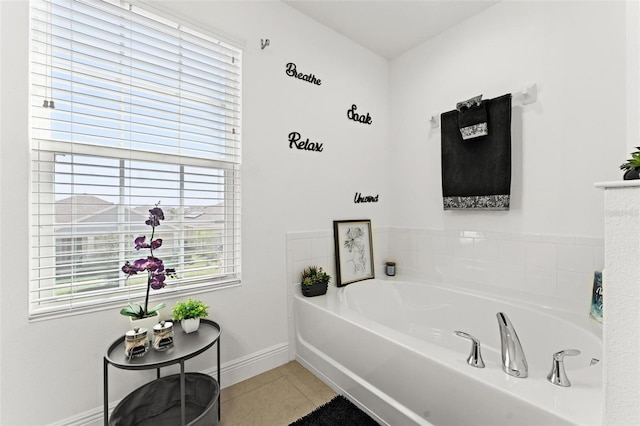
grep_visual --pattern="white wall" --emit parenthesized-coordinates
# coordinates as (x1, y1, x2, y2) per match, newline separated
(0, 2, 4, 422)
(627, 0, 640, 155)
(389, 1, 627, 237)
(0, 1, 389, 424)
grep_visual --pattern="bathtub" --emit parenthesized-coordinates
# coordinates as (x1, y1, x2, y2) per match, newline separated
(294, 278, 602, 426)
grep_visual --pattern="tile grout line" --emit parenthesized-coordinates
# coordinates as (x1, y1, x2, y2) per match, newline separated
(221, 370, 285, 404)
(281, 375, 325, 409)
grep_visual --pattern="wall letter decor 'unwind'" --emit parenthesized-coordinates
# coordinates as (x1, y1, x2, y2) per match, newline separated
(285, 62, 321, 86)
(289, 132, 324, 152)
(347, 104, 372, 125)
(354, 192, 379, 203)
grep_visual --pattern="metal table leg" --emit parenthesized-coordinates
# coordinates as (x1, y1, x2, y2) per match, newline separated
(103, 358, 109, 426)
(180, 361, 186, 426)
(217, 335, 221, 421)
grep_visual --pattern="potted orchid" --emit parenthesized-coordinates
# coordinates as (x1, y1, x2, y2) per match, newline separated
(120, 202, 177, 325)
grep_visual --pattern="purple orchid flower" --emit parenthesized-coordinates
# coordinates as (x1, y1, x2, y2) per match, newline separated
(132, 258, 149, 271)
(121, 261, 139, 276)
(145, 206, 165, 227)
(121, 201, 177, 318)
(149, 273, 166, 290)
(146, 257, 164, 272)
(149, 207, 164, 220)
(134, 236, 150, 250)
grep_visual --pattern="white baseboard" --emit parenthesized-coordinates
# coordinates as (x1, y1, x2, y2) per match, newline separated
(48, 403, 117, 426)
(213, 342, 290, 388)
(48, 343, 290, 426)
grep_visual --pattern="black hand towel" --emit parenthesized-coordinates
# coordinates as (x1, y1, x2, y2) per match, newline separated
(458, 101, 488, 140)
(441, 93, 512, 210)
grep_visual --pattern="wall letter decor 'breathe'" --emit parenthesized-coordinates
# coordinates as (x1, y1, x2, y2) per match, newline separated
(285, 62, 322, 86)
(289, 131, 324, 152)
(347, 104, 373, 125)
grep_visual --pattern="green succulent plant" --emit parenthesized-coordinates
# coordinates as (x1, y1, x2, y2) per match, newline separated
(301, 266, 331, 286)
(172, 298, 209, 321)
(620, 147, 640, 171)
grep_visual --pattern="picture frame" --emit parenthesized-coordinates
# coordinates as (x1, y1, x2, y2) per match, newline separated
(333, 219, 375, 287)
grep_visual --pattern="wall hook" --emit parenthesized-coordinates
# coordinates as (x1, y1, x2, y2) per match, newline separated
(522, 83, 537, 105)
(429, 115, 439, 129)
(261, 39, 270, 50)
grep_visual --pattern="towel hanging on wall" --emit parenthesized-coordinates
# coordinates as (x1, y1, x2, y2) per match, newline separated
(456, 94, 482, 111)
(441, 93, 512, 210)
(458, 100, 488, 140)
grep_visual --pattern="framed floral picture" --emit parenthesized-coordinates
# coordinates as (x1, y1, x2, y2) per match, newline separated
(333, 219, 375, 287)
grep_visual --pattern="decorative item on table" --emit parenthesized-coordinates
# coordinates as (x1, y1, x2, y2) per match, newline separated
(385, 261, 396, 277)
(590, 270, 603, 323)
(119, 202, 178, 327)
(301, 266, 331, 297)
(124, 327, 149, 360)
(619, 148, 640, 180)
(333, 219, 375, 287)
(172, 298, 209, 334)
(152, 320, 174, 351)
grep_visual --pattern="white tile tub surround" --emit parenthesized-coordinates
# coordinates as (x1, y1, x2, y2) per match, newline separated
(388, 228, 603, 316)
(285, 227, 602, 327)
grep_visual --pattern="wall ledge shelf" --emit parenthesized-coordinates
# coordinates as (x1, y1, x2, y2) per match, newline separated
(594, 180, 640, 189)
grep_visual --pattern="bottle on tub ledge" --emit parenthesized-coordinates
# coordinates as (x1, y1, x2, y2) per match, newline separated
(385, 261, 396, 277)
(589, 269, 603, 323)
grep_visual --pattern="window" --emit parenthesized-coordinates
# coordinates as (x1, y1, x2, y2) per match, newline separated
(30, 0, 242, 318)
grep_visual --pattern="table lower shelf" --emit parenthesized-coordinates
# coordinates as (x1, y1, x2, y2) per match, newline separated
(108, 373, 219, 426)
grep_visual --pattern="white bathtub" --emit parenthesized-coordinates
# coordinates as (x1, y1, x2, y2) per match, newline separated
(294, 278, 602, 426)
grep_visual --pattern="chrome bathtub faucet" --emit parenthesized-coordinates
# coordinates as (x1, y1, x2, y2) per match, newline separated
(496, 312, 528, 378)
(453, 331, 485, 368)
(547, 349, 581, 387)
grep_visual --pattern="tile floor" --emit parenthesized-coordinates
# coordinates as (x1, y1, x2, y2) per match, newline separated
(219, 361, 337, 426)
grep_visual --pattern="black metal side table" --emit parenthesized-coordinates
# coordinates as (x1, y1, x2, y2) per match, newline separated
(104, 319, 221, 426)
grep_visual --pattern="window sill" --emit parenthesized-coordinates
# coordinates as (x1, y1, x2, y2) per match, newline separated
(29, 279, 241, 322)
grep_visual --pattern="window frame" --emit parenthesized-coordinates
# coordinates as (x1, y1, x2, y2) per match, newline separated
(29, 0, 243, 320)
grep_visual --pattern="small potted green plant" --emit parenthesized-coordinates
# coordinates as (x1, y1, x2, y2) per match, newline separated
(620, 147, 640, 180)
(301, 266, 331, 297)
(172, 298, 209, 333)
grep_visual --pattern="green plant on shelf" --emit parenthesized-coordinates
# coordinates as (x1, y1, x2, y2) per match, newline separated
(172, 298, 209, 321)
(620, 147, 640, 171)
(301, 266, 331, 286)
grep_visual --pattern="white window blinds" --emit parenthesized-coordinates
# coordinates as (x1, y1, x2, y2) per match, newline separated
(30, 0, 242, 318)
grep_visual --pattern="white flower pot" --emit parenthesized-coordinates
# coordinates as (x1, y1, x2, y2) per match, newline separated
(128, 312, 160, 335)
(181, 318, 201, 333)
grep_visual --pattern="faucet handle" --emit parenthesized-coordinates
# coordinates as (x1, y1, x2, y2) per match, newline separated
(453, 331, 485, 368)
(553, 349, 581, 360)
(547, 349, 581, 387)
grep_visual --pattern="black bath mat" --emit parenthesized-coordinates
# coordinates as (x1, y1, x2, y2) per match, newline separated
(289, 395, 379, 426)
